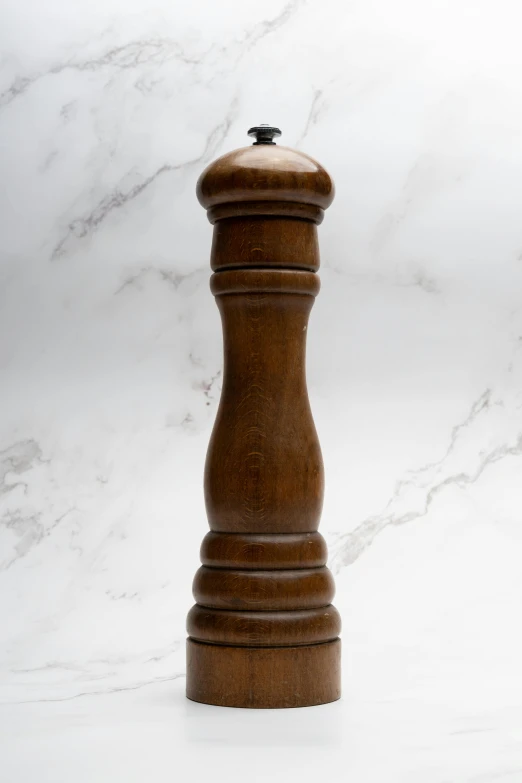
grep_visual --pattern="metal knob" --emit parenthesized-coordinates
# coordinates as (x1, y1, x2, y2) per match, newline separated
(247, 124, 282, 145)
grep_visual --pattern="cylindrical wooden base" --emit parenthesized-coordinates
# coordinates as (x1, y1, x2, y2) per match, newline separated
(186, 638, 341, 709)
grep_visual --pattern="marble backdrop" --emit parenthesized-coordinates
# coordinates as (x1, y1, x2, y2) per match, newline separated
(1, 0, 522, 778)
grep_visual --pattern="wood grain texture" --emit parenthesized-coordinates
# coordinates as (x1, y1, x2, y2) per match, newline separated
(186, 134, 340, 708)
(210, 217, 320, 272)
(197, 145, 335, 211)
(187, 638, 341, 709)
(187, 605, 341, 647)
(192, 566, 335, 611)
(205, 283, 323, 534)
(207, 200, 325, 224)
(200, 531, 328, 569)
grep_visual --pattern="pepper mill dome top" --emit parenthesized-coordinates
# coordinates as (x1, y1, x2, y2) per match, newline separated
(196, 125, 335, 218)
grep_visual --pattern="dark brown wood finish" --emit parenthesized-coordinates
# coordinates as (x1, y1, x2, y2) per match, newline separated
(186, 128, 340, 708)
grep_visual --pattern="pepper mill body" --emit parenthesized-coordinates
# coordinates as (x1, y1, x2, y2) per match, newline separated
(186, 127, 341, 708)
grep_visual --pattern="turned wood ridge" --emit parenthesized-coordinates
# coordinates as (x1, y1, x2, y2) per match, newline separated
(186, 124, 341, 708)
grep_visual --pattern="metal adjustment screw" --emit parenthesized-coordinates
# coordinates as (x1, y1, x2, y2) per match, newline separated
(247, 124, 282, 145)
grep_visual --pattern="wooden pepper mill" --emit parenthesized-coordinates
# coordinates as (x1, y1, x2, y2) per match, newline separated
(186, 125, 341, 708)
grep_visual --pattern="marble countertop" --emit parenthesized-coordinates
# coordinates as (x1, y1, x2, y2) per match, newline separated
(2, 548, 521, 782)
(2, 650, 521, 783)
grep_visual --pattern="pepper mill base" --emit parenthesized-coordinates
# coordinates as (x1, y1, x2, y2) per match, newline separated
(186, 638, 341, 709)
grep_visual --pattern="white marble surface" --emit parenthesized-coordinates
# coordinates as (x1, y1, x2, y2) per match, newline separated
(2, 0, 522, 779)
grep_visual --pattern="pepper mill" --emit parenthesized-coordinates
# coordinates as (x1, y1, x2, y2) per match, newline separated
(186, 125, 341, 708)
